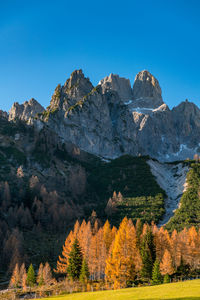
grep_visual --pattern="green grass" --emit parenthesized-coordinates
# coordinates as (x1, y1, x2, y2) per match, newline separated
(87, 155, 166, 225)
(37, 280, 200, 299)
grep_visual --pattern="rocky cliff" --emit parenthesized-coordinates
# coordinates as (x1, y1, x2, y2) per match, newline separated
(7, 69, 200, 162)
(9, 98, 44, 122)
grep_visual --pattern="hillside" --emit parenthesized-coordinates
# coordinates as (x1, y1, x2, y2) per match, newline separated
(2, 68, 200, 279)
(0, 114, 167, 276)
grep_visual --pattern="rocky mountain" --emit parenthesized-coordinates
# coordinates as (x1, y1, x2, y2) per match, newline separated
(1, 70, 200, 274)
(132, 70, 163, 108)
(0, 111, 169, 274)
(99, 73, 133, 101)
(6, 69, 200, 162)
(9, 98, 44, 123)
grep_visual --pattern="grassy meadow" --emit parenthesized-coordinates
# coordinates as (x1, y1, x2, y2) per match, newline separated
(37, 279, 200, 300)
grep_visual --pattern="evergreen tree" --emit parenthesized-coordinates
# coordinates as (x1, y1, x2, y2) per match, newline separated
(67, 238, 83, 281)
(163, 273, 170, 283)
(140, 229, 156, 281)
(80, 258, 90, 283)
(27, 264, 36, 287)
(151, 260, 162, 285)
(176, 256, 190, 277)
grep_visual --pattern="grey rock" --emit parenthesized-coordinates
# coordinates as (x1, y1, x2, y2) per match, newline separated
(132, 70, 163, 108)
(0, 110, 8, 119)
(7, 69, 200, 162)
(48, 69, 93, 112)
(9, 98, 44, 122)
(99, 73, 133, 101)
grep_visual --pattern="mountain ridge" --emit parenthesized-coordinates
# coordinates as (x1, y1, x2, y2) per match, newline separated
(8, 69, 200, 162)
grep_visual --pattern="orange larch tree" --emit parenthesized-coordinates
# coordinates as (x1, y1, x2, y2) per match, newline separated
(160, 249, 174, 276)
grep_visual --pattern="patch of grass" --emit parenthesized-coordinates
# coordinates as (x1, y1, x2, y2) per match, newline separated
(113, 194, 165, 224)
(37, 279, 200, 299)
(87, 155, 166, 224)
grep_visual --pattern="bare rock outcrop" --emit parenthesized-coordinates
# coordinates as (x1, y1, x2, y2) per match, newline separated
(132, 70, 163, 108)
(7, 69, 200, 162)
(9, 98, 44, 122)
(48, 69, 94, 112)
(99, 73, 133, 101)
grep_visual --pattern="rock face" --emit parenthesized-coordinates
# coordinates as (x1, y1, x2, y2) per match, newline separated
(7, 69, 200, 162)
(0, 110, 8, 119)
(9, 98, 44, 122)
(132, 70, 164, 108)
(99, 73, 133, 101)
(48, 69, 94, 112)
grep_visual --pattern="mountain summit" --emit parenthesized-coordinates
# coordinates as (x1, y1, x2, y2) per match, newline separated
(132, 70, 163, 108)
(6, 69, 200, 162)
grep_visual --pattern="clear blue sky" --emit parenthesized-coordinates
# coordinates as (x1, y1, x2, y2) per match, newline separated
(0, 0, 200, 111)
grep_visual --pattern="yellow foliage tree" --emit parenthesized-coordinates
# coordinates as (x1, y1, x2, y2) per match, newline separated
(55, 230, 74, 273)
(105, 217, 141, 289)
(160, 249, 174, 275)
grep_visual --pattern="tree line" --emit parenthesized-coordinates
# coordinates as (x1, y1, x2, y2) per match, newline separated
(55, 217, 200, 288)
(10, 217, 200, 291)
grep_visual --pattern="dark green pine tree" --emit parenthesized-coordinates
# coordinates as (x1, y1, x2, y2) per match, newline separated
(163, 273, 170, 283)
(176, 256, 190, 278)
(151, 260, 162, 285)
(27, 264, 36, 287)
(67, 238, 83, 281)
(140, 229, 156, 281)
(80, 258, 90, 283)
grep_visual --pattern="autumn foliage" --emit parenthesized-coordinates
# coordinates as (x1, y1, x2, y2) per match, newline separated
(55, 217, 200, 288)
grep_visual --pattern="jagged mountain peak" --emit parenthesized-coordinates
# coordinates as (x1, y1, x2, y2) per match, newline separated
(5, 69, 200, 162)
(64, 69, 85, 87)
(9, 98, 44, 121)
(132, 70, 163, 109)
(173, 99, 200, 113)
(0, 110, 8, 119)
(63, 69, 93, 95)
(48, 69, 94, 112)
(98, 73, 133, 101)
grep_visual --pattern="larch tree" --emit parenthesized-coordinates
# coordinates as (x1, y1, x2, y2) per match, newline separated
(19, 263, 26, 288)
(136, 219, 143, 248)
(22, 272, 27, 291)
(37, 263, 44, 286)
(43, 262, 52, 285)
(105, 217, 140, 289)
(55, 230, 74, 273)
(103, 220, 112, 254)
(9, 263, 20, 288)
(160, 249, 174, 276)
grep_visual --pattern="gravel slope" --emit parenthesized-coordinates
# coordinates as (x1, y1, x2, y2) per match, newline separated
(147, 159, 189, 226)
